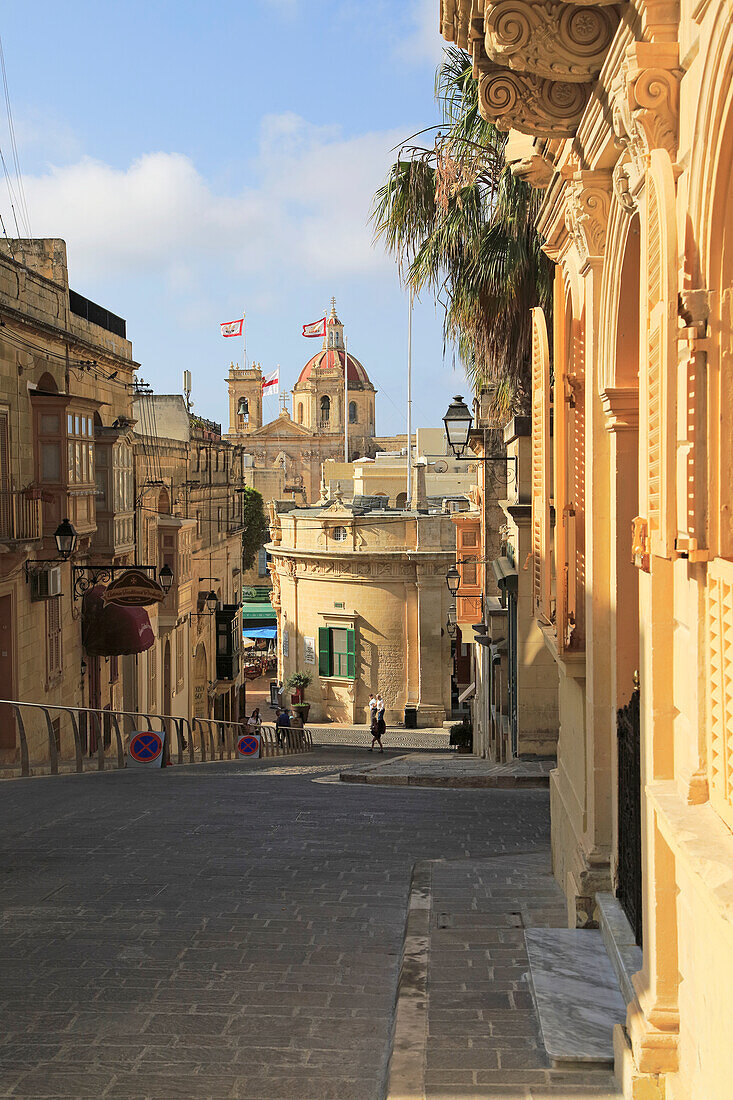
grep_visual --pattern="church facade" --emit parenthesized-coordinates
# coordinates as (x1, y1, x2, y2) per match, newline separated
(225, 302, 393, 504)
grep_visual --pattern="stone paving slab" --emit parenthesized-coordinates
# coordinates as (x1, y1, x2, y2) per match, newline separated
(0, 747, 551, 1099)
(341, 753, 554, 789)
(386, 852, 622, 1099)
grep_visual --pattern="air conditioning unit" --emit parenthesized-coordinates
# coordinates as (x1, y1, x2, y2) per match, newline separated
(31, 565, 62, 601)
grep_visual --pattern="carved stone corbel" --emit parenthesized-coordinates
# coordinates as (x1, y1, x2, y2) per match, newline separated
(612, 42, 682, 169)
(483, 0, 619, 84)
(477, 63, 591, 137)
(564, 171, 612, 263)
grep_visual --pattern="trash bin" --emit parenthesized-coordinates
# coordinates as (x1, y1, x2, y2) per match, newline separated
(404, 705, 418, 729)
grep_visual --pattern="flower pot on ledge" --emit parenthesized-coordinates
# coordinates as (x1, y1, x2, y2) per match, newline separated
(293, 703, 310, 723)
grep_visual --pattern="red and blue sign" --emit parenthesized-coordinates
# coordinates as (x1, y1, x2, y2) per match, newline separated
(128, 730, 165, 768)
(237, 734, 260, 759)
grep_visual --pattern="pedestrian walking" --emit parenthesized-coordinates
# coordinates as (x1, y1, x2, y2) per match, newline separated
(368, 693, 377, 724)
(370, 712, 384, 753)
(247, 708, 261, 734)
(275, 706, 291, 748)
(376, 694, 385, 721)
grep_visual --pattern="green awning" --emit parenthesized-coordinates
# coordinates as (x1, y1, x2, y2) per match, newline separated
(240, 600, 276, 622)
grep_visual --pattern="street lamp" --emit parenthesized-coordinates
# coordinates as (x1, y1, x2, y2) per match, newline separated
(158, 564, 174, 595)
(54, 518, 78, 560)
(442, 395, 473, 458)
(205, 590, 219, 614)
(446, 566, 461, 597)
(446, 618, 457, 639)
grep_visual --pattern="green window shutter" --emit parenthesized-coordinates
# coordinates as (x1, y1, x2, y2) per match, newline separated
(346, 628, 356, 679)
(318, 627, 331, 677)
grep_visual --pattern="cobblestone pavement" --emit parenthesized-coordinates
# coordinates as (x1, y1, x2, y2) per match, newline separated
(309, 726, 450, 750)
(0, 747, 586, 1099)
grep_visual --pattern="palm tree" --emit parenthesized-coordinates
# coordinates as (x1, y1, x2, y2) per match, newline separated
(371, 47, 552, 417)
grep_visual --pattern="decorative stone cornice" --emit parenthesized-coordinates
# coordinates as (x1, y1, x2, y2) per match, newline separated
(477, 62, 591, 138)
(483, 1, 619, 84)
(564, 171, 612, 262)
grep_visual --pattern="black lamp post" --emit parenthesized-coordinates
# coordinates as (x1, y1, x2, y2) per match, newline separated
(446, 618, 457, 639)
(54, 518, 78, 560)
(158, 564, 174, 595)
(205, 590, 219, 614)
(446, 566, 461, 597)
(442, 395, 473, 458)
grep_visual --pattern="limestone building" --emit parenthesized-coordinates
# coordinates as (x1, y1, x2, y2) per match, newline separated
(438, 0, 733, 1095)
(268, 494, 454, 726)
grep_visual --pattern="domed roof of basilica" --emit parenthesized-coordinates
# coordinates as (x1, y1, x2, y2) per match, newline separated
(296, 347, 371, 387)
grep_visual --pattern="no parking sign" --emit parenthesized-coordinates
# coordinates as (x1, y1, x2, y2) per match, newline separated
(127, 730, 166, 769)
(236, 733, 260, 760)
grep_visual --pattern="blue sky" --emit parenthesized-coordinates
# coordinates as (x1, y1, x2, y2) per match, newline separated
(1, 0, 469, 436)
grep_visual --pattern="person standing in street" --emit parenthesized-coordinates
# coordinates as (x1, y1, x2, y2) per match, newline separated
(275, 706, 290, 748)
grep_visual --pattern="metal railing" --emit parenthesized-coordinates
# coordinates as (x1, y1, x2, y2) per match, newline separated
(0, 700, 313, 777)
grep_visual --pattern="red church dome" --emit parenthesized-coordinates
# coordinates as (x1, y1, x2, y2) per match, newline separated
(296, 348, 372, 387)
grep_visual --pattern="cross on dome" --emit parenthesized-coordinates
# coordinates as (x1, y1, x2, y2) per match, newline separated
(324, 296, 343, 349)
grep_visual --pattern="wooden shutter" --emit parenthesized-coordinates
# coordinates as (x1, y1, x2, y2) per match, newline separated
(46, 597, 62, 679)
(531, 307, 552, 619)
(318, 627, 331, 677)
(346, 628, 356, 680)
(708, 558, 733, 831)
(644, 150, 677, 558)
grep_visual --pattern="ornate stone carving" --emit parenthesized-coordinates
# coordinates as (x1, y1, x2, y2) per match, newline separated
(484, 1, 618, 84)
(478, 64, 591, 137)
(511, 150, 554, 189)
(564, 172, 612, 261)
(612, 43, 682, 169)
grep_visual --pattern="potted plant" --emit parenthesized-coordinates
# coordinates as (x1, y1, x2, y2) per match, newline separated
(293, 701, 311, 724)
(287, 670, 312, 705)
(449, 719, 473, 754)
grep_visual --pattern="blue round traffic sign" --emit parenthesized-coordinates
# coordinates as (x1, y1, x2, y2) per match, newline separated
(130, 731, 163, 762)
(237, 735, 259, 756)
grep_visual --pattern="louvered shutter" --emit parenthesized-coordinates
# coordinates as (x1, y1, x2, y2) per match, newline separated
(531, 307, 551, 619)
(708, 558, 733, 831)
(318, 627, 331, 677)
(346, 629, 356, 680)
(644, 150, 677, 559)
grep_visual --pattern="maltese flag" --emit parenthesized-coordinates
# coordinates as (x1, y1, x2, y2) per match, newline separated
(302, 316, 326, 338)
(262, 368, 279, 395)
(220, 318, 244, 338)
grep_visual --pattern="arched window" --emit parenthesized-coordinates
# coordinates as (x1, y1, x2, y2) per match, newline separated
(349, 401, 357, 424)
(396, 492, 407, 508)
(297, 403, 303, 424)
(157, 487, 171, 515)
(320, 395, 330, 424)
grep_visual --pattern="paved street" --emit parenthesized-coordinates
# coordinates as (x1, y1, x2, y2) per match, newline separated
(0, 748, 551, 1098)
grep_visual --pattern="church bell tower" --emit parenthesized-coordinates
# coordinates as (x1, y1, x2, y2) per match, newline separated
(227, 362, 263, 437)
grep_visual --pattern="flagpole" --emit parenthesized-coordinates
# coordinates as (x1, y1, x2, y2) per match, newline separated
(344, 334, 349, 463)
(242, 311, 246, 369)
(406, 288, 413, 509)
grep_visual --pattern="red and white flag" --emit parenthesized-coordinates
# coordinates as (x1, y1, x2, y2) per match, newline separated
(262, 368, 279, 395)
(302, 316, 326, 338)
(220, 318, 244, 338)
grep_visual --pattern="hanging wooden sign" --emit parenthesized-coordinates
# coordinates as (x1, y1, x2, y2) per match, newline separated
(103, 569, 165, 607)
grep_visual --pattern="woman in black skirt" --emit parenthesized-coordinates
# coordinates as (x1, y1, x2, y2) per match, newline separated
(369, 712, 385, 753)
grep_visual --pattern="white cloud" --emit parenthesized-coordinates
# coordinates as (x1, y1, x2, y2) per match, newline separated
(18, 113, 405, 288)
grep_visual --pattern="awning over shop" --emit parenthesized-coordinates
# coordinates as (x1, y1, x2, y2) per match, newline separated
(242, 625, 277, 640)
(82, 586, 154, 656)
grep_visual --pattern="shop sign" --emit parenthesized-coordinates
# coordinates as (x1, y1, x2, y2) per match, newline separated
(103, 569, 165, 607)
(304, 636, 316, 664)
